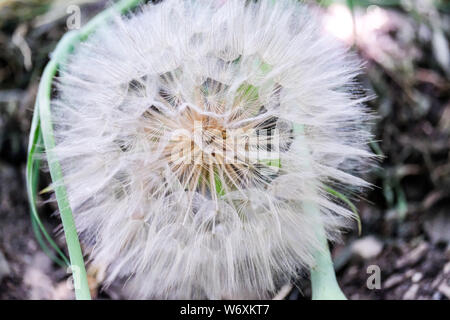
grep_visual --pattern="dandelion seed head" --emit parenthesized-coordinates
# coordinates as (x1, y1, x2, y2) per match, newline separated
(52, 0, 374, 299)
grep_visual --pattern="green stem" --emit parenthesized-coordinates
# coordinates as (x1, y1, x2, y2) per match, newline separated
(306, 202, 346, 300)
(325, 186, 361, 236)
(293, 124, 347, 300)
(26, 101, 71, 268)
(38, 36, 91, 300)
(28, 0, 144, 300)
(29, 140, 68, 268)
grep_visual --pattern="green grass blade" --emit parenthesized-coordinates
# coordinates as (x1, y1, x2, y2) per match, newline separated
(38, 57, 91, 299)
(31, 211, 67, 268)
(27, 0, 145, 300)
(30, 138, 68, 268)
(324, 186, 362, 236)
(26, 100, 70, 267)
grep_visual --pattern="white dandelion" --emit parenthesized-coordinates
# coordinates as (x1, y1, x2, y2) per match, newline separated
(50, 0, 374, 299)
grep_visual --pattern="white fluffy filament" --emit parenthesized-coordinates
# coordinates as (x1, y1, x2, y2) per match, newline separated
(51, 0, 374, 299)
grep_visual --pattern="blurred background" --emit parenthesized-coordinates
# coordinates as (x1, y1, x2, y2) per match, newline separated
(0, 0, 449, 300)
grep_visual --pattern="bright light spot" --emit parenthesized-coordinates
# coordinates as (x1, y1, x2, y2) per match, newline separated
(323, 4, 354, 44)
(365, 5, 388, 31)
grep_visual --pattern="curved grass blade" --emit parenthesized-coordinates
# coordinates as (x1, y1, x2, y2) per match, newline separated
(38, 52, 91, 299)
(27, 0, 144, 300)
(30, 141, 68, 268)
(31, 211, 67, 268)
(26, 101, 70, 267)
(324, 186, 362, 236)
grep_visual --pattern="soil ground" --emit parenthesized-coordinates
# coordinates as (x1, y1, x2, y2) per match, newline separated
(0, 0, 449, 300)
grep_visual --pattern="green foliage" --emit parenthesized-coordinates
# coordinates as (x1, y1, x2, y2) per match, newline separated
(26, 0, 144, 301)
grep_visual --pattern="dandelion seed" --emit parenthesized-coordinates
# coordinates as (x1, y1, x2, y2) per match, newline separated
(51, 0, 374, 299)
